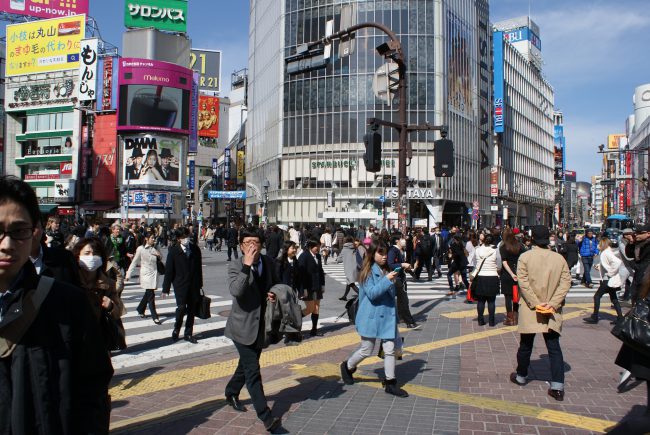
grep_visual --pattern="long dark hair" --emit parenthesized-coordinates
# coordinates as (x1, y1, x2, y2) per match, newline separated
(502, 228, 521, 255)
(358, 240, 390, 284)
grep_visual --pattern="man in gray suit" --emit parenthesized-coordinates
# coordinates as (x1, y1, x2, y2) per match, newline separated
(224, 228, 281, 432)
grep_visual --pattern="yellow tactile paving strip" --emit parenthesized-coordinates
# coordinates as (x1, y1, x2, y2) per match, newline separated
(441, 302, 613, 319)
(112, 362, 617, 434)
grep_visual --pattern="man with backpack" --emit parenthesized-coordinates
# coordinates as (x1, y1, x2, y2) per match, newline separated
(414, 228, 434, 281)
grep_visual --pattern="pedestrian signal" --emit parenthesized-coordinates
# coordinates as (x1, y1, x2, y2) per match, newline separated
(363, 132, 382, 172)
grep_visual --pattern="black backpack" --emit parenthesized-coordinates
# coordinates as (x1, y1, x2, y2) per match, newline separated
(419, 234, 433, 254)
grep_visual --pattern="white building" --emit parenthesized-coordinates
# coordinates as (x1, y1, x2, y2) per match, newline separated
(591, 175, 603, 222)
(493, 17, 555, 226)
(627, 84, 650, 222)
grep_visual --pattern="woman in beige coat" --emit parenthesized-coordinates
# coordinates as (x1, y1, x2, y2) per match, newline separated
(126, 233, 163, 324)
(510, 226, 571, 402)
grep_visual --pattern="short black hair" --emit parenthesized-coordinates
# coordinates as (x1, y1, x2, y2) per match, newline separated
(175, 228, 190, 239)
(306, 239, 320, 250)
(0, 176, 40, 227)
(239, 228, 261, 244)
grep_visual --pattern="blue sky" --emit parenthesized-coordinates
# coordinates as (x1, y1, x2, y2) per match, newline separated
(9, 0, 649, 183)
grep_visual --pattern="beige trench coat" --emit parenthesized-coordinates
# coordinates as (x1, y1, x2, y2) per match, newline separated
(516, 246, 572, 335)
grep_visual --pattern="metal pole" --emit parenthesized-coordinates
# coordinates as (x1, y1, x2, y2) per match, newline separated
(397, 60, 408, 235)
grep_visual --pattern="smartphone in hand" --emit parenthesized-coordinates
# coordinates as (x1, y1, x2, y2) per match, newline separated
(394, 267, 402, 273)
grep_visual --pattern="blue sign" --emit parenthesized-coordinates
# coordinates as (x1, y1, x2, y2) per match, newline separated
(208, 190, 247, 200)
(188, 160, 195, 189)
(224, 148, 231, 183)
(379, 195, 385, 203)
(189, 72, 199, 154)
(503, 27, 541, 50)
(493, 31, 505, 133)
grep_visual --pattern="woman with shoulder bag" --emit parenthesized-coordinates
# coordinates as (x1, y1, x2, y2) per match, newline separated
(583, 237, 623, 325)
(472, 234, 500, 326)
(340, 240, 408, 397)
(126, 233, 163, 324)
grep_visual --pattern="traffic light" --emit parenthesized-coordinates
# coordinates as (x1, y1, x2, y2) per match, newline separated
(364, 131, 382, 172)
(434, 138, 454, 177)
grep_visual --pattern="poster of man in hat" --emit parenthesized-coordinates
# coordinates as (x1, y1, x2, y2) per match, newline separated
(122, 134, 184, 187)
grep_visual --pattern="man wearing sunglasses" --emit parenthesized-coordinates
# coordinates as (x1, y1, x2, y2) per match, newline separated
(0, 176, 112, 433)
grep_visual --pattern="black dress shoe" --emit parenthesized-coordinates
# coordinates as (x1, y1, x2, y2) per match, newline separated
(225, 394, 247, 412)
(309, 329, 323, 337)
(153, 318, 162, 325)
(138, 312, 146, 319)
(171, 331, 180, 341)
(548, 388, 564, 401)
(509, 372, 526, 386)
(583, 317, 598, 324)
(339, 296, 347, 301)
(477, 318, 486, 326)
(264, 416, 281, 432)
(184, 335, 198, 344)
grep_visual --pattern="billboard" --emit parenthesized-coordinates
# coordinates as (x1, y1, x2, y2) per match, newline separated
(5, 14, 85, 77)
(189, 72, 199, 153)
(125, 0, 188, 33)
(77, 38, 98, 102)
(5, 74, 77, 111)
(553, 124, 566, 181)
(97, 56, 118, 111)
(121, 133, 185, 187)
(493, 31, 504, 133)
(198, 95, 219, 138)
(190, 48, 222, 94)
(127, 190, 172, 208)
(0, 0, 88, 19)
(607, 133, 627, 150)
(564, 170, 577, 182)
(117, 58, 192, 134)
(447, 11, 473, 117)
(92, 114, 118, 203)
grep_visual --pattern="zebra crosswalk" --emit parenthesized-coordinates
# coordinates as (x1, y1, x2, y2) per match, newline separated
(322, 262, 602, 301)
(114, 281, 345, 371)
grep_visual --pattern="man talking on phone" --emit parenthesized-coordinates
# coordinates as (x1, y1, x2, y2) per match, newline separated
(224, 228, 281, 432)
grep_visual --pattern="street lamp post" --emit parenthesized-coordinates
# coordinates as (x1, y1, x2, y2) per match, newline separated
(262, 179, 270, 225)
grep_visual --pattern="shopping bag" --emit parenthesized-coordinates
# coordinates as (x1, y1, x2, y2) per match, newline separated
(513, 284, 520, 304)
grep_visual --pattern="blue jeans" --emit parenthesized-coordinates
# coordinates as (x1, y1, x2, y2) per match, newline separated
(516, 331, 565, 389)
(581, 256, 594, 285)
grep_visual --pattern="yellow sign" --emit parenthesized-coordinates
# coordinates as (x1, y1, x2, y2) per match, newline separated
(607, 133, 626, 150)
(236, 150, 245, 183)
(5, 14, 86, 77)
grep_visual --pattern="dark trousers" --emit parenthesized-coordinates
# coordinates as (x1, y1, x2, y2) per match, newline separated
(228, 246, 239, 260)
(137, 289, 158, 319)
(593, 281, 623, 318)
(622, 278, 633, 300)
(516, 331, 564, 385)
(477, 295, 496, 324)
(447, 267, 470, 290)
(433, 255, 442, 275)
(504, 294, 519, 313)
(342, 283, 358, 298)
(225, 341, 272, 423)
(396, 278, 415, 324)
(581, 256, 594, 284)
(414, 255, 433, 280)
(174, 291, 197, 337)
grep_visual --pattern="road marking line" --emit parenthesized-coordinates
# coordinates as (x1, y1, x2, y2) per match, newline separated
(441, 303, 612, 319)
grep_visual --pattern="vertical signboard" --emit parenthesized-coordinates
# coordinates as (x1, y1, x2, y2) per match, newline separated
(5, 15, 85, 77)
(198, 95, 219, 137)
(0, 0, 89, 19)
(493, 31, 504, 133)
(92, 114, 118, 202)
(553, 125, 565, 181)
(188, 159, 195, 189)
(189, 71, 199, 153)
(77, 38, 98, 102)
(100, 56, 116, 111)
(476, 0, 491, 170)
(236, 150, 245, 185)
(224, 147, 231, 188)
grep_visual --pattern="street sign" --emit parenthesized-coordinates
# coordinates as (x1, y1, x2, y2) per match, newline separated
(208, 190, 246, 200)
(379, 195, 386, 203)
(472, 200, 480, 209)
(372, 62, 399, 105)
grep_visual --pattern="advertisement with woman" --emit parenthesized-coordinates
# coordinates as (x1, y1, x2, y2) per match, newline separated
(122, 134, 185, 188)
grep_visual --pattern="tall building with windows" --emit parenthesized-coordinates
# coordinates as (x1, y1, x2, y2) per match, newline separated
(493, 17, 555, 227)
(247, 0, 493, 227)
(627, 83, 650, 223)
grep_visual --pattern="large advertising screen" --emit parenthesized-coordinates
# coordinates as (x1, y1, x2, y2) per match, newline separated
(121, 133, 185, 188)
(0, 0, 88, 19)
(125, 0, 187, 33)
(92, 114, 118, 203)
(5, 14, 85, 77)
(117, 58, 192, 134)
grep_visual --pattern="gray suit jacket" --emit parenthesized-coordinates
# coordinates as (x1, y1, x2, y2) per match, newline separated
(225, 255, 278, 346)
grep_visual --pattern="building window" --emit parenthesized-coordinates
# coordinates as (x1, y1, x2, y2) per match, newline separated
(26, 112, 74, 133)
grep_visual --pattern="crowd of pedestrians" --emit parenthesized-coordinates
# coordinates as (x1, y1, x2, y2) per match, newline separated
(2, 174, 650, 433)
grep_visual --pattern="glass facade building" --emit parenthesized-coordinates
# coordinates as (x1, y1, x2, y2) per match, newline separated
(247, 0, 493, 226)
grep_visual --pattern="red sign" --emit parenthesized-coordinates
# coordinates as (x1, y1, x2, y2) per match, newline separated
(60, 162, 73, 175)
(0, 0, 89, 20)
(91, 114, 118, 203)
(198, 95, 219, 138)
(25, 174, 59, 180)
(490, 187, 498, 195)
(57, 207, 75, 216)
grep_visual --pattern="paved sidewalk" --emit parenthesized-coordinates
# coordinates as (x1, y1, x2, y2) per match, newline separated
(109, 299, 648, 434)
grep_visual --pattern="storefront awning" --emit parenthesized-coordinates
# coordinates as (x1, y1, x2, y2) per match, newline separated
(38, 204, 58, 214)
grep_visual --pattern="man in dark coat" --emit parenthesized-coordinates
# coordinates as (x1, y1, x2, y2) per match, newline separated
(226, 222, 239, 261)
(162, 227, 203, 343)
(159, 147, 179, 182)
(625, 224, 650, 303)
(30, 222, 80, 287)
(224, 228, 281, 432)
(414, 228, 434, 281)
(265, 225, 283, 260)
(0, 176, 113, 433)
(125, 147, 144, 180)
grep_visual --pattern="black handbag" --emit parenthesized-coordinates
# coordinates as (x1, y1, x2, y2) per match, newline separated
(102, 312, 127, 351)
(195, 289, 211, 319)
(156, 257, 166, 274)
(611, 297, 650, 358)
(345, 295, 359, 324)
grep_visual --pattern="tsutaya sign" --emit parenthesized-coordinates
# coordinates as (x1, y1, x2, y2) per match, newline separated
(384, 187, 436, 199)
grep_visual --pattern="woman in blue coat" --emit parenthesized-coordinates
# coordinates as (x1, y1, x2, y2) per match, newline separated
(339, 240, 408, 397)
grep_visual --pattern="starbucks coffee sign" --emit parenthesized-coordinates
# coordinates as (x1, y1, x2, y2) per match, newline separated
(311, 158, 396, 170)
(125, 0, 188, 33)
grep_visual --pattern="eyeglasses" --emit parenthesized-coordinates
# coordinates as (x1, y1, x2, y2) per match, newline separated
(241, 240, 261, 246)
(0, 227, 34, 242)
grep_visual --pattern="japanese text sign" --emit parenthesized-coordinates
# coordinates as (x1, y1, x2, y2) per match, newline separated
(0, 0, 89, 20)
(77, 38, 97, 102)
(5, 14, 85, 77)
(125, 0, 187, 33)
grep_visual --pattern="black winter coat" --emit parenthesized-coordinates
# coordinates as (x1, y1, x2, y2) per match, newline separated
(162, 244, 203, 303)
(266, 231, 283, 260)
(297, 251, 325, 292)
(0, 264, 113, 434)
(41, 244, 81, 288)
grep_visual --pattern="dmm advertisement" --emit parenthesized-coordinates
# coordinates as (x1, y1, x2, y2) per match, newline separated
(121, 133, 185, 188)
(198, 95, 219, 138)
(0, 0, 88, 20)
(117, 58, 192, 134)
(125, 0, 187, 33)
(5, 14, 85, 77)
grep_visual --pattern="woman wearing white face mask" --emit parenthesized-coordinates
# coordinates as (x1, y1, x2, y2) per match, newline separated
(73, 238, 124, 332)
